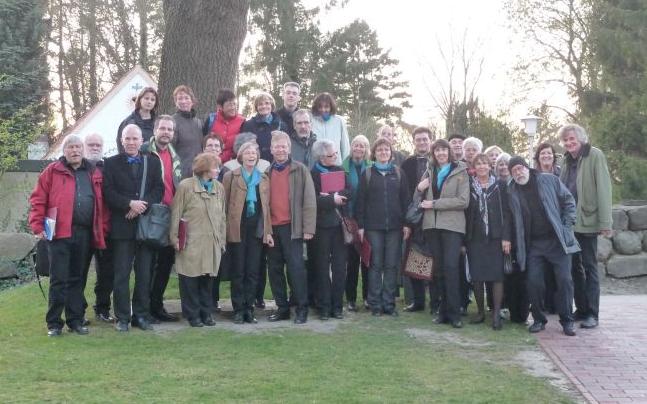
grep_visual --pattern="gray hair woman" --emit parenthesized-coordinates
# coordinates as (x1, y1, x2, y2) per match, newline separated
(495, 152, 512, 184)
(310, 139, 351, 319)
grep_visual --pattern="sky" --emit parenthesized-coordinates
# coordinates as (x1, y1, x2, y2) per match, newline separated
(305, 0, 572, 134)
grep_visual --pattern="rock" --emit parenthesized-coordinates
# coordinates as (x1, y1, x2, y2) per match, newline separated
(597, 236, 613, 262)
(612, 208, 629, 231)
(0, 233, 36, 261)
(606, 253, 647, 278)
(627, 206, 647, 230)
(0, 261, 18, 279)
(612, 231, 642, 255)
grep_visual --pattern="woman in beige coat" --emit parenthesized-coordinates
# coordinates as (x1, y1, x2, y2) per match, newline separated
(222, 141, 272, 324)
(417, 139, 470, 329)
(170, 153, 226, 327)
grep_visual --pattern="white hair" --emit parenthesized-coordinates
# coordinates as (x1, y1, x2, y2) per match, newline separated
(463, 136, 483, 152)
(496, 152, 511, 166)
(557, 123, 589, 144)
(312, 139, 336, 162)
(62, 134, 83, 149)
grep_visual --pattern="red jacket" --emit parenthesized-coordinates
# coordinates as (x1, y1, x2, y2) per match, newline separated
(208, 109, 245, 163)
(29, 159, 110, 249)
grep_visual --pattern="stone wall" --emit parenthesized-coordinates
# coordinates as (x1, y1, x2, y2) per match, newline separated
(0, 171, 39, 232)
(598, 205, 647, 279)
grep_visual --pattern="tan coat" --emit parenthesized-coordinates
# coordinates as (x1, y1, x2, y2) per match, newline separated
(169, 176, 226, 277)
(422, 161, 470, 234)
(266, 161, 317, 239)
(222, 167, 272, 243)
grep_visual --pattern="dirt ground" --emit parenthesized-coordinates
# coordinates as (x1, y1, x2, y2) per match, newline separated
(601, 275, 647, 295)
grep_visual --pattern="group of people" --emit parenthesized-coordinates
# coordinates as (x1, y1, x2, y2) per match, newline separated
(29, 81, 612, 338)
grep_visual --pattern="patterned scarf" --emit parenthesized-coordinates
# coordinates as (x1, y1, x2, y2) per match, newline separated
(272, 158, 291, 172)
(471, 175, 497, 236)
(242, 167, 261, 217)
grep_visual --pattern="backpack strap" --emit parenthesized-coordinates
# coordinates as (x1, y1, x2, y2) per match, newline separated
(207, 112, 217, 132)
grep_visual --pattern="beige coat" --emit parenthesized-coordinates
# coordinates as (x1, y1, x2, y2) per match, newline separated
(422, 161, 470, 234)
(222, 167, 272, 243)
(169, 176, 226, 277)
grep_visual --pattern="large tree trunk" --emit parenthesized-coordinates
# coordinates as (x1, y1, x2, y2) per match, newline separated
(136, 0, 148, 70)
(158, 0, 249, 115)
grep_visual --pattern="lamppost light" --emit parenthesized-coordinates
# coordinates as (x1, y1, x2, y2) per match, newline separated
(521, 115, 541, 136)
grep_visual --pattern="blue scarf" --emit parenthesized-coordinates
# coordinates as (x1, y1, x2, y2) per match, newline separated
(272, 159, 291, 172)
(314, 161, 331, 173)
(242, 168, 261, 217)
(374, 161, 394, 174)
(127, 155, 141, 164)
(262, 113, 273, 124)
(321, 113, 331, 122)
(347, 159, 365, 192)
(436, 163, 451, 190)
(199, 178, 214, 193)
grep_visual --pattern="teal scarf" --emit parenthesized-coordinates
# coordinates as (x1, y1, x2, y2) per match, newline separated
(437, 163, 451, 190)
(374, 161, 394, 174)
(314, 161, 331, 173)
(199, 178, 213, 193)
(242, 168, 261, 217)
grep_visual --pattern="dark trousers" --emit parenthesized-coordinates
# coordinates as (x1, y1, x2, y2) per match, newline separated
(81, 239, 114, 315)
(267, 224, 308, 313)
(366, 229, 401, 312)
(255, 248, 267, 302)
(150, 246, 175, 313)
(504, 268, 529, 323)
(572, 233, 600, 319)
(313, 226, 347, 314)
(229, 219, 262, 313)
(527, 238, 574, 324)
(459, 253, 471, 310)
(111, 239, 154, 322)
(427, 229, 462, 322)
(213, 249, 230, 305)
(345, 244, 368, 303)
(178, 274, 213, 321)
(46, 227, 91, 329)
(306, 240, 317, 305)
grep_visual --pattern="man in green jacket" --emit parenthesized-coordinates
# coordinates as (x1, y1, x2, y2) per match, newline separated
(559, 124, 613, 329)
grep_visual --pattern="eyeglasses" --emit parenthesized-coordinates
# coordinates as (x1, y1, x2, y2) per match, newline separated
(326, 151, 339, 158)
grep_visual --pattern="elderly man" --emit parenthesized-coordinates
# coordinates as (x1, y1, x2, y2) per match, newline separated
(289, 108, 317, 169)
(507, 156, 579, 336)
(558, 124, 612, 329)
(141, 115, 182, 322)
(29, 134, 109, 336)
(266, 131, 317, 324)
(276, 82, 301, 137)
(103, 124, 164, 332)
(80, 133, 114, 323)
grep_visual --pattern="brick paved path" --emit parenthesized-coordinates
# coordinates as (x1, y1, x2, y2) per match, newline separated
(537, 295, 647, 404)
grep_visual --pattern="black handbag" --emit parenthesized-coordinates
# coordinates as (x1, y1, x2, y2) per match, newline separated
(405, 189, 424, 225)
(136, 156, 171, 248)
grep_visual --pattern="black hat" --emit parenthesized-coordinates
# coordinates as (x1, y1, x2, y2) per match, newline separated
(508, 156, 530, 171)
(447, 133, 466, 141)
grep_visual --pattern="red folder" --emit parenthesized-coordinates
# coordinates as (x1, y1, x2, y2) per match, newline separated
(178, 218, 188, 251)
(359, 238, 371, 267)
(320, 171, 345, 193)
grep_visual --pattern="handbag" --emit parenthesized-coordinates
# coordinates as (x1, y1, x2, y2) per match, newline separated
(337, 209, 358, 245)
(405, 190, 424, 225)
(403, 244, 433, 280)
(136, 156, 171, 248)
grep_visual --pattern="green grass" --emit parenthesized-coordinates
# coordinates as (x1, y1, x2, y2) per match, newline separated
(0, 277, 575, 403)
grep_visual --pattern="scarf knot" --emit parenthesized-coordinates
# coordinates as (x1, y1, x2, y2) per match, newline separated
(242, 168, 261, 217)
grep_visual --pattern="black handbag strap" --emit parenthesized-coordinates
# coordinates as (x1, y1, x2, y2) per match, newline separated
(139, 155, 148, 200)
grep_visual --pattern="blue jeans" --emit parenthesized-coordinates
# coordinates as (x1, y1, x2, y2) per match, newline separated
(366, 229, 402, 312)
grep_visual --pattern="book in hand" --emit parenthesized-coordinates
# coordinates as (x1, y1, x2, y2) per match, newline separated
(44, 207, 58, 241)
(178, 218, 188, 251)
(320, 171, 345, 194)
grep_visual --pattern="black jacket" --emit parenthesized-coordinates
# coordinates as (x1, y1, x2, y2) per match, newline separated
(401, 155, 429, 197)
(116, 110, 156, 154)
(465, 178, 512, 242)
(356, 166, 410, 231)
(241, 112, 287, 162)
(311, 165, 351, 229)
(102, 153, 164, 240)
(276, 107, 296, 137)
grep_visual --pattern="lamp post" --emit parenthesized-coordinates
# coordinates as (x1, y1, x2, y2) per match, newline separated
(521, 115, 541, 168)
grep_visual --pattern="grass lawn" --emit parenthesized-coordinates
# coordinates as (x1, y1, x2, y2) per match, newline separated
(0, 275, 576, 403)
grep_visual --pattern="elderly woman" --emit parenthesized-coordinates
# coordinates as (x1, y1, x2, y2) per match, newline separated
(241, 92, 287, 162)
(534, 142, 561, 176)
(465, 154, 512, 330)
(417, 139, 469, 328)
(310, 139, 351, 319)
(342, 135, 373, 311)
(311, 92, 350, 164)
(171, 85, 204, 179)
(170, 153, 226, 327)
(484, 145, 503, 170)
(462, 136, 483, 175)
(117, 87, 158, 154)
(222, 141, 272, 324)
(495, 153, 512, 184)
(357, 137, 411, 316)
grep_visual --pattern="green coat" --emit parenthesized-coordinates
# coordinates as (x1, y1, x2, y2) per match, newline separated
(421, 161, 470, 234)
(560, 144, 613, 233)
(170, 177, 226, 277)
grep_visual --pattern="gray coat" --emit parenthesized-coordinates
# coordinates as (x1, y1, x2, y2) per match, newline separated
(289, 131, 317, 169)
(507, 171, 580, 271)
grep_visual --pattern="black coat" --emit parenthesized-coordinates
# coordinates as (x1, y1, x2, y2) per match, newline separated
(241, 112, 287, 162)
(465, 178, 512, 242)
(116, 110, 156, 154)
(311, 165, 351, 229)
(276, 107, 296, 137)
(356, 166, 410, 231)
(401, 155, 429, 197)
(103, 153, 164, 240)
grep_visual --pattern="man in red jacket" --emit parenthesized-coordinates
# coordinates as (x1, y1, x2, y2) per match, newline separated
(29, 134, 109, 337)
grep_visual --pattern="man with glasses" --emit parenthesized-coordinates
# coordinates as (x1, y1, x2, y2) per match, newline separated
(289, 109, 317, 169)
